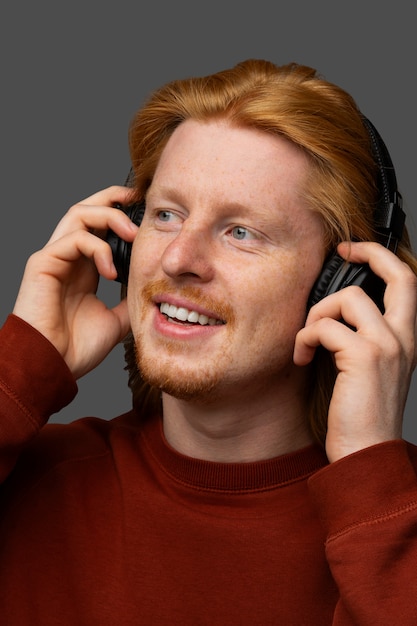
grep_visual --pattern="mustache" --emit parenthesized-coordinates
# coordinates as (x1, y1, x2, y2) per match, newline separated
(141, 279, 235, 325)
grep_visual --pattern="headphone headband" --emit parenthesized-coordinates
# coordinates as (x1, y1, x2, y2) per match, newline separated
(362, 116, 405, 250)
(307, 115, 406, 312)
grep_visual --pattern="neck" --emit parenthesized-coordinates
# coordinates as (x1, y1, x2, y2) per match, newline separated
(161, 372, 314, 463)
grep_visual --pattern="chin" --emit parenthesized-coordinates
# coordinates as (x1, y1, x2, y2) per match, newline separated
(137, 348, 224, 402)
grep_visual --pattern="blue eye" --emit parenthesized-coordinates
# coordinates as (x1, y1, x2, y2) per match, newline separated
(231, 226, 252, 240)
(158, 210, 174, 222)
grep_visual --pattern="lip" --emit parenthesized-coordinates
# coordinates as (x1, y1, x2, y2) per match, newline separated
(152, 294, 225, 323)
(151, 294, 226, 339)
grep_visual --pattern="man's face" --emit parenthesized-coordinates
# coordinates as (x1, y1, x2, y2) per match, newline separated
(127, 119, 325, 404)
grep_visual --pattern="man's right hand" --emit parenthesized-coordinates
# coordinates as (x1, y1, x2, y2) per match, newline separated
(12, 186, 139, 379)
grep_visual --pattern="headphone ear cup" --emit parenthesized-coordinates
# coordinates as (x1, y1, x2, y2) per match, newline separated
(307, 252, 345, 310)
(307, 250, 386, 314)
(106, 201, 145, 284)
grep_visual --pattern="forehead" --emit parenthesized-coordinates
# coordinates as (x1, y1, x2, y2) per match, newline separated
(153, 119, 310, 195)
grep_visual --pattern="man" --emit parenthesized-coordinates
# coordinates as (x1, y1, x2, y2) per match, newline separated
(1, 59, 416, 624)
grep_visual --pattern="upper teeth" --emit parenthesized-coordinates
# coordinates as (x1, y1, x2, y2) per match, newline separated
(160, 302, 223, 326)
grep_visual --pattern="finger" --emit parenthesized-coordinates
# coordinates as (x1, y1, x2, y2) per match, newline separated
(306, 283, 381, 326)
(48, 186, 139, 243)
(48, 204, 139, 245)
(77, 185, 137, 208)
(42, 230, 119, 280)
(294, 316, 353, 366)
(296, 280, 390, 368)
(338, 241, 417, 333)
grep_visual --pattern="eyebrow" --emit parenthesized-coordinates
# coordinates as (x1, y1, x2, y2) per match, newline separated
(145, 186, 183, 205)
(146, 185, 299, 237)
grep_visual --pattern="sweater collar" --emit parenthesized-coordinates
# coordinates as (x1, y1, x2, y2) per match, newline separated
(140, 413, 328, 493)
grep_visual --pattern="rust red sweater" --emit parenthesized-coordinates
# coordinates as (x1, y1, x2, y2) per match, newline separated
(1, 314, 417, 625)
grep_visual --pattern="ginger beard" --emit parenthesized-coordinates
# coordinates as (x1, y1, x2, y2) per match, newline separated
(133, 279, 237, 401)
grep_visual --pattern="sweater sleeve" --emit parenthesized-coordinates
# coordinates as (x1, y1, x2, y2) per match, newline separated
(308, 439, 417, 625)
(0, 314, 77, 481)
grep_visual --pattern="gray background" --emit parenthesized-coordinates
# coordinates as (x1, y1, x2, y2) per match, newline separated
(1, 2, 416, 441)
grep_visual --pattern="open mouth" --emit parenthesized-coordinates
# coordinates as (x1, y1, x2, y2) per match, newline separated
(159, 302, 225, 326)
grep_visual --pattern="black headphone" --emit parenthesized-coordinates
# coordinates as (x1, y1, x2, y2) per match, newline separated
(307, 117, 405, 313)
(107, 117, 406, 312)
(106, 167, 145, 284)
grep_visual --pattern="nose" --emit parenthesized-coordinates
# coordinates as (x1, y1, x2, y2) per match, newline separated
(161, 223, 215, 282)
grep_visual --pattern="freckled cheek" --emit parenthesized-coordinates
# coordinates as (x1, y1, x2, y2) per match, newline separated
(129, 235, 160, 284)
(240, 263, 313, 334)
(127, 239, 159, 325)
